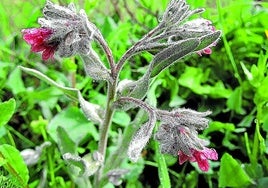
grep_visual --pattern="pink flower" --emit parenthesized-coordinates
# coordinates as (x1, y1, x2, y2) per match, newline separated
(178, 147, 218, 172)
(22, 28, 58, 60)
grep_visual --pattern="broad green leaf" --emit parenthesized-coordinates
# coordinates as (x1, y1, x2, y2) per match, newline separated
(227, 86, 246, 115)
(0, 98, 16, 127)
(254, 77, 268, 105)
(219, 153, 253, 187)
(19, 66, 79, 101)
(57, 127, 77, 155)
(150, 38, 200, 78)
(178, 66, 232, 98)
(48, 107, 99, 144)
(244, 163, 263, 180)
(258, 177, 268, 188)
(7, 67, 25, 94)
(113, 111, 131, 127)
(203, 121, 235, 136)
(0, 144, 29, 187)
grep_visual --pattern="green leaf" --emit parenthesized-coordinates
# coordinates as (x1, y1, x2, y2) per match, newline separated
(254, 77, 268, 105)
(178, 66, 232, 98)
(195, 31, 222, 51)
(244, 163, 263, 180)
(19, 66, 80, 101)
(219, 153, 253, 187)
(57, 126, 77, 155)
(150, 38, 200, 78)
(0, 144, 29, 187)
(153, 140, 171, 188)
(258, 177, 268, 188)
(7, 67, 26, 94)
(203, 121, 235, 135)
(227, 86, 246, 115)
(0, 98, 16, 127)
(147, 79, 163, 107)
(47, 107, 98, 144)
(113, 111, 131, 127)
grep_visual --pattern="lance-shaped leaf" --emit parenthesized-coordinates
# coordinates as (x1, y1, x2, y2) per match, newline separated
(127, 113, 156, 162)
(78, 93, 104, 125)
(20, 66, 103, 125)
(135, 42, 170, 55)
(19, 66, 79, 101)
(80, 48, 111, 82)
(194, 31, 222, 52)
(149, 38, 199, 78)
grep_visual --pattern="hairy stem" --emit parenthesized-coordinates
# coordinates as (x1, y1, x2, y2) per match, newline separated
(94, 80, 117, 187)
(101, 108, 146, 185)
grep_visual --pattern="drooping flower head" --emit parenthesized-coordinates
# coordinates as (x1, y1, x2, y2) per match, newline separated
(22, 0, 93, 60)
(155, 108, 218, 172)
(160, 0, 220, 56)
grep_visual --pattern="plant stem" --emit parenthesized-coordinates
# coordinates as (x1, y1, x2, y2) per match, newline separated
(101, 108, 146, 186)
(94, 80, 117, 187)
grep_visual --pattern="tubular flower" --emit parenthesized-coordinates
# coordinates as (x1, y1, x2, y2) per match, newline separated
(22, 0, 94, 60)
(22, 28, 58, 60)
(178, 147, 218, 172)
(155, 108, 218, 172)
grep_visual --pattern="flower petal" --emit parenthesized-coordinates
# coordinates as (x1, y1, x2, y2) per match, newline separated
(202, 148, 218, 160)
(42, 47, 56, 60)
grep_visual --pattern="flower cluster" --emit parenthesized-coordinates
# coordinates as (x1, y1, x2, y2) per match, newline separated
(22, 0, 93, 60)
(134, 0, 220, 57)
(123, 95, 218, 172)
(155, 109, 218, 172)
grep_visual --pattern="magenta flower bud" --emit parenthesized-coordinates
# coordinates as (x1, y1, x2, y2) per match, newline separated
(22, 28, 58, 60)
(22, 1, 94, 60)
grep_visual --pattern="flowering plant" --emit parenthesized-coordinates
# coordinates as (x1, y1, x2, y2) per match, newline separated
(21, 0, 221, 187)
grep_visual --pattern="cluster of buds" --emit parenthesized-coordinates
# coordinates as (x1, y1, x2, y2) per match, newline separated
(132, 0, 221, 59)
(121, 97, 218, 172)
(155, 109, 218, 172)
(22, 0, 94, 60)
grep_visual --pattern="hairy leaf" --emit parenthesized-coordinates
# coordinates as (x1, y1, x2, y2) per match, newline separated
(150, 38, 199, 78)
